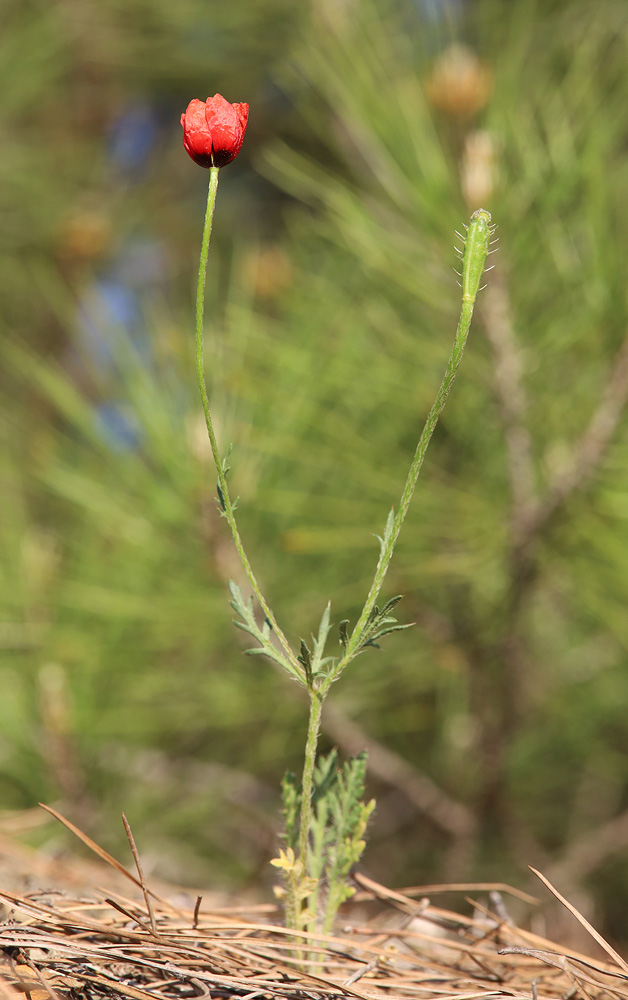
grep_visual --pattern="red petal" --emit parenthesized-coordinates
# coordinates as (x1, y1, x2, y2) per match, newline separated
(181, 98, 214, 168)
(205, 93, 249, 167)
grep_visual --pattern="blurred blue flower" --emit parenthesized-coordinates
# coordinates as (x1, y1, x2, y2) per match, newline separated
(93, 402, 142, 452)
(78, 278, 142, 372)
(73, 95, 171, 450)
(75, 236, 169, 450)
(411, 0, 463, 22)
(108, 100, 159, 176)
(111, 238, 168, 289)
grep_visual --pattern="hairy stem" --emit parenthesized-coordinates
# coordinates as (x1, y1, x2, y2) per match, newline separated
(341, 295, 478, 664)
(195, 167, 301, 675)
(298, 689, 323, 873)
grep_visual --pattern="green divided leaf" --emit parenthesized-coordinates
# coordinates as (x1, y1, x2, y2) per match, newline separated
(298, 639, 313, 686)
(280, 771, 300, 851)
(279, 749, 374, 937)
(357, 594, 413, 651)
(338, 619, 349, 649)
(299, 602, 337, 688)
(216, 445, 239, 514)
(374, 506, 395, 560)
(228, 580, 303, 682)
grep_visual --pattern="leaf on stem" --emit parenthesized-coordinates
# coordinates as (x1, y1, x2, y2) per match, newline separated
(300, 603, 337, 687)
(216, 445, 239, 514)
(279, 749, 373, 937)
(298, 639, 313, 686)
(309, 750, 375, 934)
(228, 580, 303, 681)
(373, 506, 395, 561)
(338, 619, 349, 649)
(280, 771, 300, 850)
(358, 594, 413, 651)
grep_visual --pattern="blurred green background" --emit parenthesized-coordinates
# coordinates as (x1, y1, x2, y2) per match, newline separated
(3, 0, 628, 940)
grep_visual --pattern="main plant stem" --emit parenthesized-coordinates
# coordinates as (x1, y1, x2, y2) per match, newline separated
(195, 167, 300, 673)
(298, 690, 323, 869)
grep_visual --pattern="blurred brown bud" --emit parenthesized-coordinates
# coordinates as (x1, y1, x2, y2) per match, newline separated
(426, 44, 493, 119)
(461, 129, 496, 209)
(58, 211, 112, 262)
(244, 245, 293, 300)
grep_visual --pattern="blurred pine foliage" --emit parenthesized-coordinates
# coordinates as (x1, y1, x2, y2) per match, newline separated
(3, 0, 628, 939)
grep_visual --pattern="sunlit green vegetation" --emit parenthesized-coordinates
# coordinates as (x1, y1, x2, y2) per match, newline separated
(3, 0, 628, 938)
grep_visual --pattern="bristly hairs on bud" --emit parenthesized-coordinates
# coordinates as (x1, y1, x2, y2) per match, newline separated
(457, 208, 495, 304)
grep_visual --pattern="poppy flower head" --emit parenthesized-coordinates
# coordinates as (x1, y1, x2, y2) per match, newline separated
(181, 94, 249, 168)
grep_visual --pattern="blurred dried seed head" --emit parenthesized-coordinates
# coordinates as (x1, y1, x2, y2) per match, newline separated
(58, 211, 112, 262)
(461, 129, 496, 209)
(311, 0, 356, 30)
(427, 44, 493, 119)
(244, 245, 293, 300)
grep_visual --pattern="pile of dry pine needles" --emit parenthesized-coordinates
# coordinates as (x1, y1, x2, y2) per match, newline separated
(1, 805, 627, 1000)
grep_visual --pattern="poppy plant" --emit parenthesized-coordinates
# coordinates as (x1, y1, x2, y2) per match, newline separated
(183, 81, 494, 949)
(181, 94, 249, 168)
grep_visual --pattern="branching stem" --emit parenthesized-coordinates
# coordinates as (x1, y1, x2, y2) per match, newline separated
(195, 185, 489, 943)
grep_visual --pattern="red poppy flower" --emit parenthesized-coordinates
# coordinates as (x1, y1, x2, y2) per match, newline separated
(181, 94, 249, 168)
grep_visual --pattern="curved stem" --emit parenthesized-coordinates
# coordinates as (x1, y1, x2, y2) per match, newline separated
(341, 296, 477, 664)
(195, 167, 301, 676)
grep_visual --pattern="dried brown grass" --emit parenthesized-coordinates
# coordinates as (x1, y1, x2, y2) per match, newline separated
(1, 808, 626, 1000)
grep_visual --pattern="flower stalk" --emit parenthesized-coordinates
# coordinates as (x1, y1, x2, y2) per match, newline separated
(194, 167, 301, 674)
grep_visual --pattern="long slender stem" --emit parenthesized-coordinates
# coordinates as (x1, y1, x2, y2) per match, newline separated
(298, 690, 323, 869)
(195, 167, 301, 674)
(342, 296, 477, 663)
